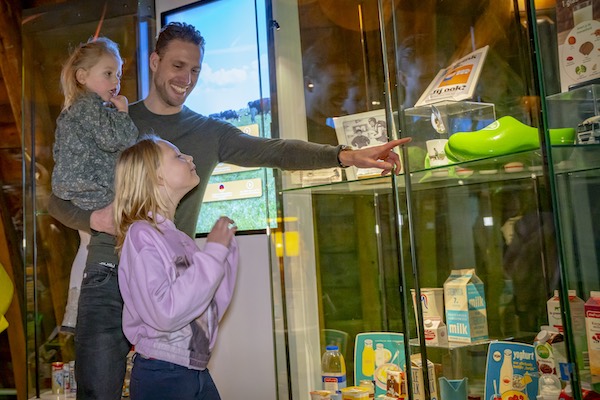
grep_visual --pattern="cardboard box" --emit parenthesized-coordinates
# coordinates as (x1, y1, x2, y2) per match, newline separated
(444, 269, 488, 343)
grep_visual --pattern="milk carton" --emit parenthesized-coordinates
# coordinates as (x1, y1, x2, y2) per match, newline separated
(409, 354, 438, 400)
(444, 269, 488, 343)
(423, 319, 448, 347)
(546, 290, 587, 372)
(585, 291, 600, 383)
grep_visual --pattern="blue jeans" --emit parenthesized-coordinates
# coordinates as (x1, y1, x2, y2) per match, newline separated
(75, 262, 131, 399)
(131, 356, 221, 400)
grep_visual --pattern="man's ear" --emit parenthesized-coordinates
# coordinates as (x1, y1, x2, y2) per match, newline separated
(75, 68, 87, 85)
(149, 52, 160, 72)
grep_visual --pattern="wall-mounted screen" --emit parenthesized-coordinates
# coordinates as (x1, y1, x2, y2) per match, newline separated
(160, 0, 275, 236)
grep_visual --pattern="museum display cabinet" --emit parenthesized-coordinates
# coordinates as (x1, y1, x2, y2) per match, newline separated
(273, 0, 600, 399)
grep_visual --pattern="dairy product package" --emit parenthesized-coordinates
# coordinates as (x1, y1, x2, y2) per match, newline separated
(311, 390, 333, 400)
(411, 288, 445, 322)
(409, 354, 438, 400)
(386, 369, 407, 399)
(340, 386, 370, 399)
(534, 327, 567, 378)
(546, 290, 587, 372)
(423, 319, 448, 347)
(444, 269, 489, 343)
(585, 291, 600, 384)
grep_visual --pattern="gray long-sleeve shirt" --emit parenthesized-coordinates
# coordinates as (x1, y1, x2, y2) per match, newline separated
(48, 100, 343, 265)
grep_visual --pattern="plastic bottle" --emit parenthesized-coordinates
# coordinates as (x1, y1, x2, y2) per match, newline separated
(322, 345, 347, 391)
(362, 340, 375, 377)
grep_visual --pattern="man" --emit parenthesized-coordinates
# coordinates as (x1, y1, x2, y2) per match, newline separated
(48, 22, 410, 399)
(302, 39, 352, 145)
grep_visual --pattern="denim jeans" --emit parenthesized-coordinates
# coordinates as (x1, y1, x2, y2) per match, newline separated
(75, 262, 131, 400)
(130, 356, 221, 400)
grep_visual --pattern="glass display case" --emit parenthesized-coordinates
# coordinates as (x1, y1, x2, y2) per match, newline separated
(272, 0, 600, 399)
(21, 1, 154, 398)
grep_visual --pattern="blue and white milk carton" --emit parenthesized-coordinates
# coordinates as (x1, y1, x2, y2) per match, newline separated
(443, 268, 488, 343)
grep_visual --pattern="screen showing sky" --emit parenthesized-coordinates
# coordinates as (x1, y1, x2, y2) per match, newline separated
(163, 0, 268, 115)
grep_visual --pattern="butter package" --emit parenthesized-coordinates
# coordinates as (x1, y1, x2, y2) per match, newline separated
(444, 269, 488, 343)
(310, 390, 333, 400)
(340, 386, 370, 399)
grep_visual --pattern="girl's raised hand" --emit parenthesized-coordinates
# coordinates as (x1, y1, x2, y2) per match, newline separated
(206, 216, 237, 247)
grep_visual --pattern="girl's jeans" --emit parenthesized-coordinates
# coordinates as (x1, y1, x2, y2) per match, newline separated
(131, 356, 221, 400)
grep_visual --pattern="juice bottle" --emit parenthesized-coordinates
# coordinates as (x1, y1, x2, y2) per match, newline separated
(362, 339, 375, 377)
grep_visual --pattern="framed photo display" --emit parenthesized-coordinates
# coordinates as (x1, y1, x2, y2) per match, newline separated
(333, 109, 398, 180)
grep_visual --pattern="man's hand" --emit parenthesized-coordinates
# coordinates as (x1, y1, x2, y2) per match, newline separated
(338, 137, 412, 175)
(90, 202, 116, 235)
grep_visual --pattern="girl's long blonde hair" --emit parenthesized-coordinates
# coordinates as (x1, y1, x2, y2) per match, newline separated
(114, 136, 171, 253)
(60, 37, 122, 110)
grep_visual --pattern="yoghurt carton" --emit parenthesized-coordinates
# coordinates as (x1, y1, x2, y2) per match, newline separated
(411, 288, 445, 322)
(444, 269, 488, 343)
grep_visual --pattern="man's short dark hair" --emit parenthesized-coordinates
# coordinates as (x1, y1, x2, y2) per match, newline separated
(155, 22, 206, 60)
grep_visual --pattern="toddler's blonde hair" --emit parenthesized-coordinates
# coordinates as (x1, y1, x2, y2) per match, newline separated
(60, 37, 122, 110)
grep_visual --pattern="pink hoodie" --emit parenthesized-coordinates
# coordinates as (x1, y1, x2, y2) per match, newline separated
(118, 216, 238, 370)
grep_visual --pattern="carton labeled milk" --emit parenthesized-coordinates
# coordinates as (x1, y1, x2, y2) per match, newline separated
(444, 269, 488, 343)
(408, 354, 438, 400)
(586, 291, 600, 379)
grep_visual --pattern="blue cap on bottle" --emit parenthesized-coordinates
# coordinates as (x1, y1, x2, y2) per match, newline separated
(326, 345, 339, 351)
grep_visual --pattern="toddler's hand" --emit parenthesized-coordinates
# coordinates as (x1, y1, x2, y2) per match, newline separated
(206, 216, 236, 247)
(110, 95, 129, 113)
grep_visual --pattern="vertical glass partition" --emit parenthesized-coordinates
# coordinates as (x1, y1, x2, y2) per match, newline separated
(21, 1, 153, 397)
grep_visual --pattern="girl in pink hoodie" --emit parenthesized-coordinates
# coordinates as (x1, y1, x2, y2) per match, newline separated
(114, 136, 238, 400)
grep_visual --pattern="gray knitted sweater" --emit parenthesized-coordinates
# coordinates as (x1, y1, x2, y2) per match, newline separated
(51, 92, 138, 210)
